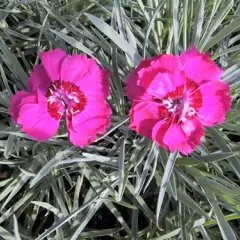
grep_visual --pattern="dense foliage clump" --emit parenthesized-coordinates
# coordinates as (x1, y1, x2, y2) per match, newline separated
(0, 0, 240, 239)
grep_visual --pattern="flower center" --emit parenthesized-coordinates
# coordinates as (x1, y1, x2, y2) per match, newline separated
(46, 80, 86, 120)
(162, 96, 196, 122)
(156, 79, 202, 123)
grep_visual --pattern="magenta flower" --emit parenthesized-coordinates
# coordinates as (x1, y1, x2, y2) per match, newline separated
(126, 46, 231, 154)
(9, 49, 112, 147)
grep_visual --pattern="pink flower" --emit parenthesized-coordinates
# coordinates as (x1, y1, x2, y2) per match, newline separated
(9, 49, 112, 147)
(126, 46, 231, 154)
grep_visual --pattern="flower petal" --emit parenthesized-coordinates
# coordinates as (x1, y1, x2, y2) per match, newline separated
(17, 91, 60, 141)
(126, 58, 156, 101)
(125, 77, 145, 102)
(154, 54, 181, 72)
(163, 123, 186, 153)
(180, 117, 204, 154)
(147, 71, 185, 99)
(9, 91, 33, 122)
(67, 100, 112, 147)
(60, 55, 110, 100)
(152, 120, 169, 148)
(197, 81, 231, 126)
(153, 118, 204, 154)
(163, 121, 203, 155)
(40, 49, 67, 81)
(101, 69, 111, 99)
(129, 101, 161, 139)
(180, 46, 223, 84)
(126, 55, 181, 101)
(66, 118, 97, 147)
(27, 65, 52, 94)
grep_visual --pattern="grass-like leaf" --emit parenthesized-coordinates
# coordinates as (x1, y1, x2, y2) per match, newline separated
(85, 13, 141, 65)
(156, 151, 178, 225)
(1, 1, 240, 239)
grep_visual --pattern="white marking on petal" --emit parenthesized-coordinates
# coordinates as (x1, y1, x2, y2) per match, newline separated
(73, 110, 80, 114)
(47, 96, 55, 104)
(162, 100, 172, 109)
(73, 97, 80, 103)
(178, 101, 189, 123)
(61, 100, 66, 107)
(187, 107, 196, 117)
(181, 117, 187, 122)
(66, 109, 71, 116)
(168, 105, 177, 113)
(49, 88, 54, 94)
